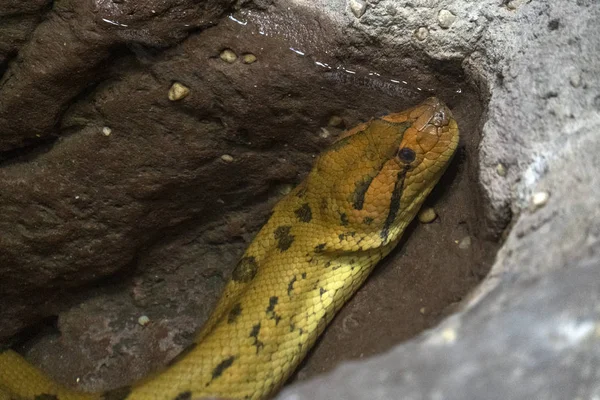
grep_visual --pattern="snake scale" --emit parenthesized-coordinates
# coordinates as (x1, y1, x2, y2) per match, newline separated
(0, 97, 459, 400)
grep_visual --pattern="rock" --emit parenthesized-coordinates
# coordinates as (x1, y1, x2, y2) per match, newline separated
(417, 207, 437, 224)
(168, 82, 191, 101)
(349, 0, 367, 18)
(0, 0, 235, 151)
(219, 49, 238, 63)
(437, 10, 456, 29)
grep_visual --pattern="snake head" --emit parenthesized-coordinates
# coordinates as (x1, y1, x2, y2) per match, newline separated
(308, 97, 459, 250)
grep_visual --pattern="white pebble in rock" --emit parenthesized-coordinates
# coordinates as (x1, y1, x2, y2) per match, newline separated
(531, 191, 550, 210)
(415, 27, 429, 41)
(418, 207, 437, 224)
(438, 9, 456, 29)
(220, 49, 237, 63)
(221, 154, 234, 163)
(349, 0, 367, 18)
(168, 82, 190, 101)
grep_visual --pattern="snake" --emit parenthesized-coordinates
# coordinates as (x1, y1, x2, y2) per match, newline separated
(0, 97, 459, 400)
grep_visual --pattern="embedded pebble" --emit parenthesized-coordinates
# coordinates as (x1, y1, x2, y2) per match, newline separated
(506, 0, 518, 10)
(220, 49, 237, 63)
(419, 307, 427, 315)
(102, 126, 112, 137)
(458, 236, 472, 250)
(168, 82, 190, 101)
(496, 163, 507, 177)
(138, 315, 150, 326)
(569, 73, 582, 88)
(242, 53, 257, 64)
(441, 328, 457, 343)
(328, 115, 344, 127)
(319, 128, 331, 139)
(418, 207, 437, 223)
(438, 9, 456, 29)
(278, 184, 294, 196)
(415, 27, 429, 41)
(531, 191, 550, 210)
(221, 154, 234, 163)
(349, 0, 367, 18)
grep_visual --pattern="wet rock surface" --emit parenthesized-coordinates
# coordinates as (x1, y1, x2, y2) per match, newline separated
(1, 0, 598, 399)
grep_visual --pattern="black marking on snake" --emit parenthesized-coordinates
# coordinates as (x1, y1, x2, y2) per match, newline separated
(266, 296, 282, 324)
(294, 203, 312, 222)
(320, 197, 328, 211)
(34, 395, 59, 400)
(348, 120, 406, 211)
(339, 212, 349, 226)
(228, 302, 242, 323)
(296, 184, 307, 198)
(174, 392, 191, 400)
(319, 287, 327, 297)
(338, 233, 346, 242)
(301, 272, 307, 279)
(249, 323, 264, 353)
(350, 259, 356, 265)
(288, 275, 297, 296)
(232, 256, 258, 282)
(101, 387, 131, 400)
(363, 216, 374, 225)
(381, 167, 409, 242)
(266, 296, 278, 313)
(324, 261, 331, 268)
(210, 356, 236, 382)
(314, 243, 326, 253)
(332, 264, 342, 270)
(274, 225, 294, 251)
(166, 342, 197, 367)
(351, 173, 376, 210)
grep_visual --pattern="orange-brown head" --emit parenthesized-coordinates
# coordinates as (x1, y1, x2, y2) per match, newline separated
(306, 97, 459, 250)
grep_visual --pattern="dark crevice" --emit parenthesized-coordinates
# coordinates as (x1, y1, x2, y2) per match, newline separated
(0, 44, 129, 168)
(0, 1, 55, 78)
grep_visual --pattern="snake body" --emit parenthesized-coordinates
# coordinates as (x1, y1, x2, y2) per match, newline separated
(0, 97, 459, 400)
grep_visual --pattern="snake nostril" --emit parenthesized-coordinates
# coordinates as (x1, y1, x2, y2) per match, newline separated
(431, 111, 445, 127)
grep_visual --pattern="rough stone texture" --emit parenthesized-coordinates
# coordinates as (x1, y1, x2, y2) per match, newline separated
(0, 0, 235, 150)
(1, 0, 599, 399)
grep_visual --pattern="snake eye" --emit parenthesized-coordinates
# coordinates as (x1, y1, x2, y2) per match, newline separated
(397, 147, 416, 163)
